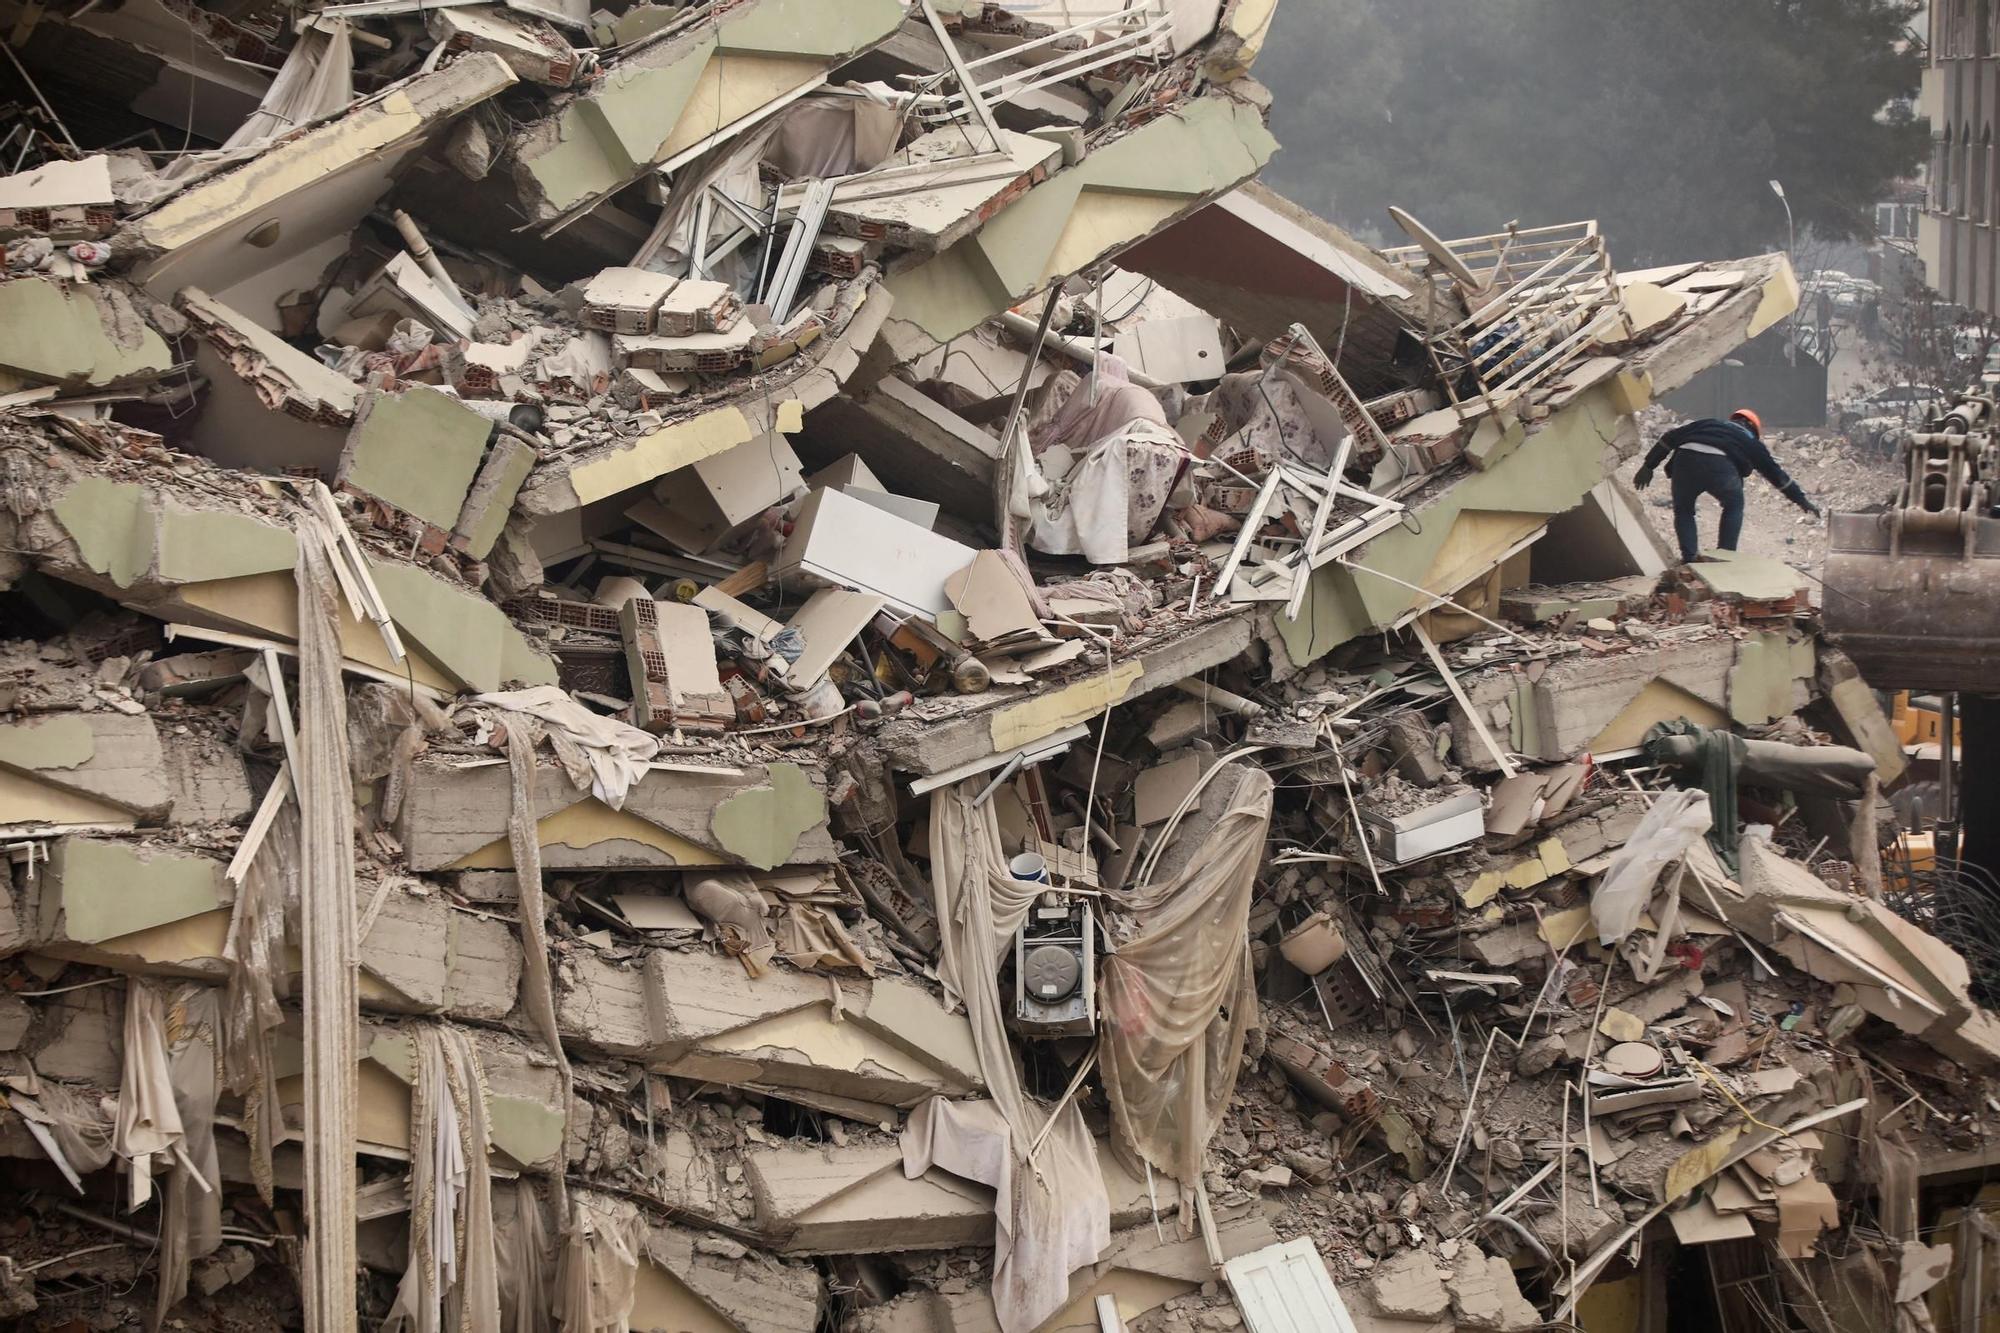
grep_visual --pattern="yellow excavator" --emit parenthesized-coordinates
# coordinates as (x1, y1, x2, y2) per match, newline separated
(1822, 392, 1999, 890)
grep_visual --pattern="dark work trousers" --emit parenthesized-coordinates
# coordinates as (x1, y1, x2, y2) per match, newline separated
(1669, 449, 1745, 562)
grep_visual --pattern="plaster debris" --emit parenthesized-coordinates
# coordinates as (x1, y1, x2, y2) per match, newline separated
(0, 5, 1984, 1332)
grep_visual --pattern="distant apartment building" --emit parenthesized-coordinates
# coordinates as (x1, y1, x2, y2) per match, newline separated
(1921, 0, 2000, 311)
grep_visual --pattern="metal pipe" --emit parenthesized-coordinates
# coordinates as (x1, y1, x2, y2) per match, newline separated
(1942, 692, 1959, 863)
(994, 285, 1067, 545)
(391, 210, 471, 311)
(995, 310, 1166, 389)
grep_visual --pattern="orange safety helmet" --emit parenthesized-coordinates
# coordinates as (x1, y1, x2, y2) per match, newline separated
(1729, 407, 1763, 438)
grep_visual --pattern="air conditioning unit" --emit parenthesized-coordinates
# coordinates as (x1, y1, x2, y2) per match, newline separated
(1011, 890, 1096, 1038)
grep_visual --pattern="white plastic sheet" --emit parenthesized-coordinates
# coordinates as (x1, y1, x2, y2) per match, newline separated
(1591, 788, 1712, 946)
(474, 685, 660, 809)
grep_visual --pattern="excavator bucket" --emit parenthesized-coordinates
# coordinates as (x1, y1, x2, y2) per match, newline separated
(1822, 509, 2000, 693)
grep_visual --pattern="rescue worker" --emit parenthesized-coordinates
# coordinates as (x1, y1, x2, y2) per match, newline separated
(1634, 408, 1821, 563)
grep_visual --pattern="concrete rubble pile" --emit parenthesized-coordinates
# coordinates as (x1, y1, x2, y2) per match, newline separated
(0, 2, 1991, 1331)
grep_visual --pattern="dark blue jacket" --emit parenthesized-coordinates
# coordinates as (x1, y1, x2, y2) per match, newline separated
(1638, 418, 1811, 510)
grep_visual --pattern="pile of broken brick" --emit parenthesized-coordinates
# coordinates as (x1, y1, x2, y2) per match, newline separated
(0, 2, 1991, 1331)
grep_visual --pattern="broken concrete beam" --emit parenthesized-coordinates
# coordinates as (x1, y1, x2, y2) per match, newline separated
(1628, 255, 1799, 397)
(656, 278, 741, 337)
(743, 1131, 1155, 1253)
(1458, 410, 1520, 470)
(869, 614, 1254, 777)
(1819, 648, 1909, 786)
(358, 557, 559, 692)
(1499, 578, 1654, 627)
(358, 885, 523, 1021)
(0, 276, 173, 390)
(177, 288, 360, 473)
(0, 711, 173, 827)
(1384, 714, 1449, 785)
(1727, 628, 1816, 726)
(645, 944, 981, 1109)
(137, 648, 255, 695)
(1729, 838, 1999, 1065)
(845, 1206, 1281, 1333)
(614, 324, 758, 375)
(620, 597, 736, 733)
(507, 0, 909, 225)
(450, 434, 538, 560)
(1368, 1249, 1450, 1320)
(336, 386, 497, 533)
(625, 432, 802, 555)
(513, 280, 891, 517)
(544, 1188, 822, 1333)
(1445, 1249, 1542, 1330)
(581, 267, 678, 334)
(555, 947, 981, 1112)
(743, 1140, 994, 1252)
(1447, 635, 1740, 770)
(1457, 798, 1644, 907)
(612, 366, 694, 410)
(802, 375, 1001, 522)
(66, 519, 552, 693)
(159, 727, 256, 825)
(342, 251, 476, 342)
(10, 850, 518, 1018)
(795, 126, 1061, 257)
(1117, 179, 1417, 367)
(132, 55, 518, 305)
(272, 1023, 568, 1172)
(429, 5, 578, 86)
(0, 153, 114, 214)
(39, 470, 297, 600)
(1146, 697, 1211, 751)
(1273, 381, 1642, 670)
(24, 982, 126, 1085)
(398, 756, 837, 871)
(877, 92, 1279, 359)
(22, 835, 231, 979)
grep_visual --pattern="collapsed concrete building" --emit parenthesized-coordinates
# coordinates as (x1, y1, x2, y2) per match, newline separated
(0, 3, 1992, 1331)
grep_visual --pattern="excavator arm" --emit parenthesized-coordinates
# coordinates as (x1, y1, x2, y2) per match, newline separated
(1823, 395, 2000, 694)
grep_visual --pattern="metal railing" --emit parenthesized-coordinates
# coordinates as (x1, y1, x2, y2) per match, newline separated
(907, 0, 1175, 128)
(1380, 220, 1632, 418)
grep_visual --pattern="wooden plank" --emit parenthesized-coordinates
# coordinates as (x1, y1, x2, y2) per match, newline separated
(1413, 623, 1516, 778)
(1215, 465, 1283, 598)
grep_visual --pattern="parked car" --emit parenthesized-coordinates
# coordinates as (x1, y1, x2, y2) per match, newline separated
(1955, 324, 1997, 359)
(1834, 382, 1948, 432)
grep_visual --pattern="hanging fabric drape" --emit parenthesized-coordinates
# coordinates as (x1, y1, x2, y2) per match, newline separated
(297, 526, 361, 1333)
(920, 781, 1111, 1333)
(1098, 765, 1273, 1190)
(384, 1025, 501, 1333)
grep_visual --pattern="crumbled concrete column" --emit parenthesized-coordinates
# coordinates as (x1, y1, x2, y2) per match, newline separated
(1368, 1249, 1450, 1320)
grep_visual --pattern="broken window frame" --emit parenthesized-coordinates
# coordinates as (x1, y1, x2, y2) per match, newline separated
(908, 0, 1177, 128)
(1382, 220, 1633, 420)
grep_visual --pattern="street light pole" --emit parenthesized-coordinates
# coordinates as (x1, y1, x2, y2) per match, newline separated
(1769, 178, 1795, 260)
(1769, 179, 1804, 356)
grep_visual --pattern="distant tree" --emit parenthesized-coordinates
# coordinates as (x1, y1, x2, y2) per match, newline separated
(1256, 0, 1929, 266)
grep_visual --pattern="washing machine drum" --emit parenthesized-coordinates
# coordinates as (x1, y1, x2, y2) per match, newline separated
(1022, 943, 1082, 1001)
